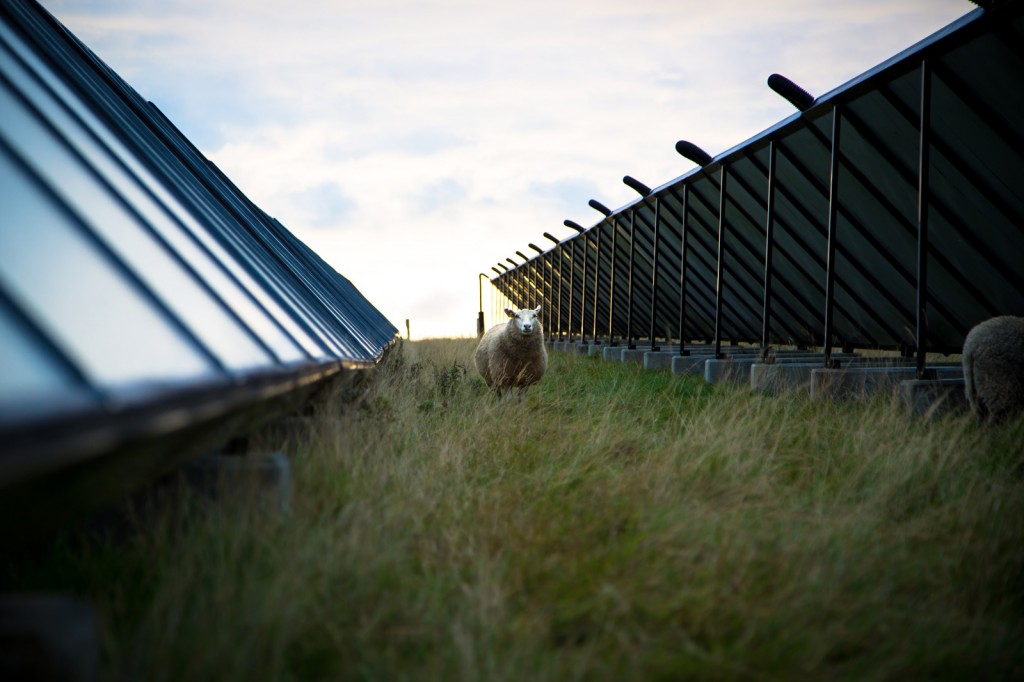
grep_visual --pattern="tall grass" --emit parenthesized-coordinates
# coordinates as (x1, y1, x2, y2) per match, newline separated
(4, 338, 1023, 681)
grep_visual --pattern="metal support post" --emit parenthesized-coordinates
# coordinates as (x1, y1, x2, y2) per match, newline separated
(528, 260, 535, 310)
(591, 223, 601, 342)
(558, 248, 565, 340)
(648, 196, 662, 351)
(761, 141, 777, 357)
(579, 231, 589, 342)
(477, 273, 487, 337)
(567, 241, 575, 342)
(677, 185, 690, 356)
(545, 253, 552, 331)
(608, 217, 618, 345)
(714, 166, 728, 359)
(626, 210, 636, 349)
(916, 59, 932, 379)
(823, 104, 843, 368)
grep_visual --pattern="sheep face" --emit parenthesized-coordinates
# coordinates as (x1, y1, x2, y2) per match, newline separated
(504, 306, 542, 337)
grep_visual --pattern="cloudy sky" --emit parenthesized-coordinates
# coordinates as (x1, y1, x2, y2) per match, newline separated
(48, 0, 971, 338)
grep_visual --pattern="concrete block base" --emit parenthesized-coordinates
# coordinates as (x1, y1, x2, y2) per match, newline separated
(0, 595, 98, 682)
(704, 358, 753, 385)
(751, 363, 818, 395)
(643, 351, 679, 371)
(603, 346, 624, 362)
(668, 348, 761, 373)
(685, 345, 753, 356)
(747, 354, 858, 394)
(672, 355, 712, 375)
(705, 355, 843, 386)
(811, 366, 964, 401)
(620, 348, 651, 363)
(182, 452, 292, 515)
(901, 378, 969, 419)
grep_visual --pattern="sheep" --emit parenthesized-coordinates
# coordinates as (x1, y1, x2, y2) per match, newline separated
(962, 315, 1024, 424)
(475, 305, 547, 400)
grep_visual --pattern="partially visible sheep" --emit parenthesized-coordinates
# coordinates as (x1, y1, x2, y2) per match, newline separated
(475, 306, 547, 400)
(962, 315, 1024, 424)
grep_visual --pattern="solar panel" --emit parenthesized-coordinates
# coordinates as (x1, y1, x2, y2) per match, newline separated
(0, 0, 398, 530)
(493, 1, 1024, 370)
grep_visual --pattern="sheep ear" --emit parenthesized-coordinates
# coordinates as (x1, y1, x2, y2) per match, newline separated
(504, 308, 515, 318)
(534, 305, 542, 315)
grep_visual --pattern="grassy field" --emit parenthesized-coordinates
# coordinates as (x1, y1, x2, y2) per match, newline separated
(4, 338, 1024, 681)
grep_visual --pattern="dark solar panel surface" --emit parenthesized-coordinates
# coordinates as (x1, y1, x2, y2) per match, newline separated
(0, 0, 398, 492)
(493, 2, 1024, 357)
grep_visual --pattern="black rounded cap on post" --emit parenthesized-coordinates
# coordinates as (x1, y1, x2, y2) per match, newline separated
(515, 251, 528, 262)
(623, 175, 652, 197)
(528, 243, 544, 254)
(491, 266, 502, 275)
(767, 74, 815, 112)
(497, 263, 509, 271)
(588, 199, 612, 216)
(506, 258, 517, 266)
(543, 231, 560, 244)
(675, 140, 713, 166)
(563, 219, 585, 233)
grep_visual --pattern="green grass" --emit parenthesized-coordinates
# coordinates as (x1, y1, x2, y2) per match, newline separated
(4, 338, 1023, 681)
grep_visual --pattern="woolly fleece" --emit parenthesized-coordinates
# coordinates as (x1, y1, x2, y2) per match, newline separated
(475, 309, 547, 398)
(963, 315, 1024, 424)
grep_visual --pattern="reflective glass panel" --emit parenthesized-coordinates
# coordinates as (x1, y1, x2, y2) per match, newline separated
(0, 294, 87, 407)
(0, 74, 271, 373)
(0, 148, 215, 388)
(0, 28, 312, 364)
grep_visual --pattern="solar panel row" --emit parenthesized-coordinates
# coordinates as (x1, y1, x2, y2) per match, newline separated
(0, 1, 397, 508)
(492, 1, 1024, 373)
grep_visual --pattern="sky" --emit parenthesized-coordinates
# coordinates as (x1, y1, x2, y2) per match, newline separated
(47, 0, 972, 339)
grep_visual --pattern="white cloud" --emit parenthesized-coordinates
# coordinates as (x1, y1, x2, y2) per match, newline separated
(50, 0, 971, 338)
(411, 178, 468, 214)
(287, 182, 356, 228)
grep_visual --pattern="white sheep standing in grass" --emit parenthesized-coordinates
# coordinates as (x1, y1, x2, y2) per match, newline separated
(962, 315, 1024, 424)
(475, 306, 547, 400)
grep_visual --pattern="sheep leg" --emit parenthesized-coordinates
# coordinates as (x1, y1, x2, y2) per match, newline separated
(493, 387, 516, 402)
